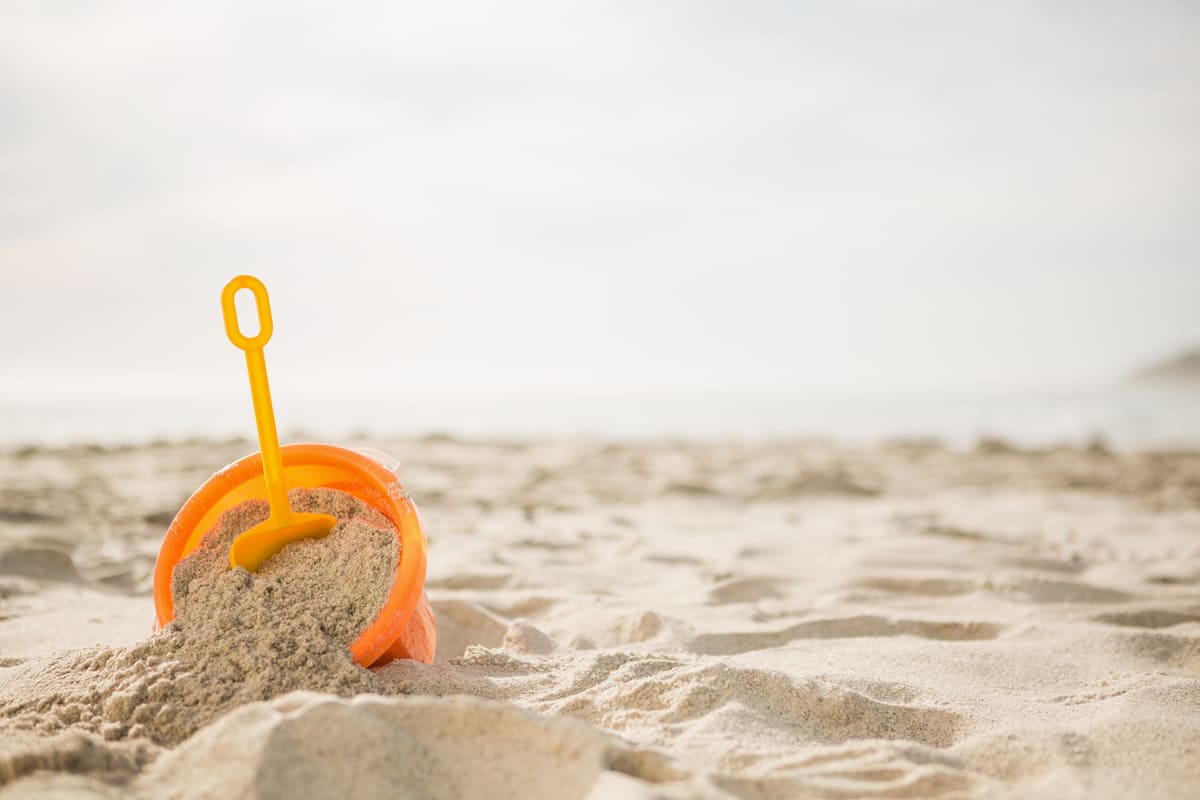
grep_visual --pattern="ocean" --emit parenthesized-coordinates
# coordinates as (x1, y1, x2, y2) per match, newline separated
(2, 385, 1197, 451)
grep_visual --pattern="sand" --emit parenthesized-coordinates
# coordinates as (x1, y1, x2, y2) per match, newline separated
(169, 487, 399, 649)
(1, 437, 1199, 798)
(0, 487, 397, 748)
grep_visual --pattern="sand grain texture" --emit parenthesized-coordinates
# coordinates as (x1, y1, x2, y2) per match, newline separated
(1, 438, 1199, 798)
(0, 487, 397, 747)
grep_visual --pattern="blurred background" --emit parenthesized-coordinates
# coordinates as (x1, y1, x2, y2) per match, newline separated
(2, 1, 1198, 448)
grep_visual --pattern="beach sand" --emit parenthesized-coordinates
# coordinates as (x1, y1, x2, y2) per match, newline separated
(1, 436, 1198, 798)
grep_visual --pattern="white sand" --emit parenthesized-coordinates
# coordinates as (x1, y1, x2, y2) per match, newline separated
(1, 437, 1199, 798)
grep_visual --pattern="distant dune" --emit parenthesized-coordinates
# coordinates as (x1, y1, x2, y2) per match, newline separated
(1128, 348, 1200, 386)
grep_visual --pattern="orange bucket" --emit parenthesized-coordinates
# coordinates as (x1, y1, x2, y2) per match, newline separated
(152, 442, 436, 666)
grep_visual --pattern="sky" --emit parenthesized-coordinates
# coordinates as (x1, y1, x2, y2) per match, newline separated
(2, 1, 1199, 421)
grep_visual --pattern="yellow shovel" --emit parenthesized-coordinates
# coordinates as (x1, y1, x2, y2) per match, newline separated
(219, 274, 336, 571)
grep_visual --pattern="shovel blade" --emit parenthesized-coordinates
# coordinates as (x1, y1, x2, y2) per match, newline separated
(228, 512, 338, 572)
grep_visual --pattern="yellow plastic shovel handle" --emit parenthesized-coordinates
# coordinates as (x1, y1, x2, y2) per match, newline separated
(220, 275, 292, 527)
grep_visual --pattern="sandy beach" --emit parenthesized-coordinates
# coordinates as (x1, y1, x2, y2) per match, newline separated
(1, 436, 1198, 798)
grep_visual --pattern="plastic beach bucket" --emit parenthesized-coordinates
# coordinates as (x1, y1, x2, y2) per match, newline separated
(152, 443, 436, 666)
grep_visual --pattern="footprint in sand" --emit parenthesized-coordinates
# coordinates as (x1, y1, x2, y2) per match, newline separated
(1093, 608, 1200, 629)
(0, 545, 81, 582)
(687, 615, 1004, 656)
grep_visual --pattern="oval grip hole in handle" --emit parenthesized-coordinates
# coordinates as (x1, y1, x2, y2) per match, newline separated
(233, 288, 261, 339)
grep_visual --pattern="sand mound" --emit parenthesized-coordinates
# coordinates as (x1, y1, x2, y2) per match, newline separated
(139, 692, 617, 800)
(0, 488, 397, 746)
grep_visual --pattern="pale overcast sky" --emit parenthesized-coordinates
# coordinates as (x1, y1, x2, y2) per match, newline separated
(2, 1, 1199, 406)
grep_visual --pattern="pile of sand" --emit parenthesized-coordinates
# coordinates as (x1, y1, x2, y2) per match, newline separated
(0, 488, 398, 747)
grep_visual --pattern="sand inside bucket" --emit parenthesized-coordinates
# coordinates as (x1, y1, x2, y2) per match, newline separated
(0, 487, 399, 746)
